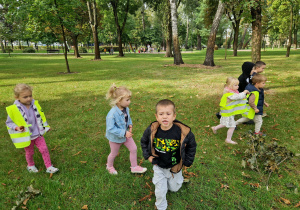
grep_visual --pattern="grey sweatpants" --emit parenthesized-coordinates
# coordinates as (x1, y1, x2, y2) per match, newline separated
(152, 165, 183, 210)
(236, 115, 263, 133)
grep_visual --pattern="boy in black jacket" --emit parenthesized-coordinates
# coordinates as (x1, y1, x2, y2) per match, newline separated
(141, 99, 197, 210)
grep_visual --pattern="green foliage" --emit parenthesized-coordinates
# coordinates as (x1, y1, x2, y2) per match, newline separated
(78, 47, 87, 53)
(22, 48, 36, 53)
(5, 47, 13, 53)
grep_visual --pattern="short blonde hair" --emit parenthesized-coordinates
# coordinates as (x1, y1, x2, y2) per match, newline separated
(106, 84, 131, 106)
(252, 74, 267, 84)
(156, 99, 176, 114)
(14, 84, 33, 97)
(225, 77, 239, 90)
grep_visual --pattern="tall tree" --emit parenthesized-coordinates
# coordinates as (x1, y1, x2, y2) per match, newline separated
(87, 0, 101, 60)
(110, 0, 130, 57)
(169, 0, 183, 65)
(203, 0, 225, 66)
(251, 0, 262, 63)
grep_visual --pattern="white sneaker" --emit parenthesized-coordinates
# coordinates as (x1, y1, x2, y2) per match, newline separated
(27, 165, 39, 173)
(46, 166, 59, 173)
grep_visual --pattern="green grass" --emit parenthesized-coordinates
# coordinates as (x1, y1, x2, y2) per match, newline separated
(0, 49, 299, 209)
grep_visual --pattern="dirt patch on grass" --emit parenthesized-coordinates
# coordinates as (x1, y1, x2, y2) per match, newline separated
(57, 72, 80, 74)
(164, 64, 221, 69)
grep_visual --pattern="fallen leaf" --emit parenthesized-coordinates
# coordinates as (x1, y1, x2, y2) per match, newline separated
(80, 161, 87, 164)
(81, 205, 88, 209)
(23, 198, 29, 205)
(51, 146, 58, 151)
(242, 172, 252, 179)
(294, 201, 300, 207)
(204, 125, 210, 127)
(8, 170, 14, 175)
(49, 173, 53, 178)
(139, 191, 154, 202)
(280, 197, 291, 205)
(2, 183, 6, 186)
(73, 151, 81, 156)
(272, 138, 279, 141)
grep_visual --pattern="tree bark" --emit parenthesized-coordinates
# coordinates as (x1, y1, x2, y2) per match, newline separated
(197, 33, 202, 50)
(239, 25, 248, 49)
(54, 0, 71, 73)
(251, 1, 262, 63)
(110, 0, 130, 57)
(243, 37, 251, 49)
(185, 19, 189, 49)
(227, 31, 232, 49)
(232, 19, 240, 56)
(169, 0, 183, 65)
(0, 39, 5, 53)
(286, 5, 293, 57)
(72, 34, 81, 58)
(203, 0, 225, 66)
(165, 0, 173, 57)
(87, 0, 101, 60)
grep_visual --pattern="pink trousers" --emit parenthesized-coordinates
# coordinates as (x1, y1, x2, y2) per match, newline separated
(107, 137, 138, 168)
(24, 136, 52, 168)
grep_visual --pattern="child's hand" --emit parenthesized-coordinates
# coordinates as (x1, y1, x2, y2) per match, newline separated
(15, 126, 25, 132)
(264, 102, 269, 107)
(148, 156, 154, 163)
(128, 125, 133, 133)
(255, 109, 259, 113)
(243, 90, 250, 94)
(125, 131, 133, 138)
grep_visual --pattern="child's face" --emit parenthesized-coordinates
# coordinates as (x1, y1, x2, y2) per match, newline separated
(117, 96, 131, 109)
(255, 81, 266, 89)
(256, 65, 266, 73)
(155, 105, 176, 130)
(16, 90, 33, 106)
(232, 82, 239, 91)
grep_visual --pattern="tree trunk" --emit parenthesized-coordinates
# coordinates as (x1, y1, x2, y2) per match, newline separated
(232, 19, 240, 56)
(185, 19, 189, 49)
(197, 33, 201, 50)
(227, 31, 232, 49)
(0, 39, 5, 53)
(111, 0, 130, 57)
(239, 25, 248, 49)
(87, 0, 101, 60)
(54, 0, 71, 73)
(169, 0, 183, 65)
(203, 0, 225, 66)
(72, 34, 81, 58)
(165, 0, 173, 57)
(251, 2, 262, 63)
(18, 40, 21, 49)
(286, 5, 293, 57)
(243, 37, 251, 49)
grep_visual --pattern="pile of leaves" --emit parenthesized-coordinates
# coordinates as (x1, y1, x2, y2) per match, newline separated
(241, 130, 294, 190)
(12, 185, 41, 210)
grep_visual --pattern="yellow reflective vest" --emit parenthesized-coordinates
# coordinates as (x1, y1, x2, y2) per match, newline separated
(219, 93, 249, 117)
(244, 91, 259, 120)
(6, 101, 50, 149)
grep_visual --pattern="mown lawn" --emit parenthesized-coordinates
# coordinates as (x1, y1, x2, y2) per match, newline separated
(0, 49, 299, 209)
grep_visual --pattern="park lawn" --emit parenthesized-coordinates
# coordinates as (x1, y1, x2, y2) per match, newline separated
(0, 49, 299, 209)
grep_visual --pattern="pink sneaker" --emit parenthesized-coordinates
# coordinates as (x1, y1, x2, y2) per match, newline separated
(225, 139, 237, 145)
(106, 166, 118, 175)
(131, 166, 147, 174)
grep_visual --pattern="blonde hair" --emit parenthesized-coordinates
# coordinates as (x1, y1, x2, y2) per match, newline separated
(14, 84, 33, 97)
(106, 84, 131, 106)
(252, 74, 267, 84)
(225, 77, 239, 89)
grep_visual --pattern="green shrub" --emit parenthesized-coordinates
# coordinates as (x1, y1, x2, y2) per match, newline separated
(79, 47, 87, 53)
(23, 48, 35, 53)
(5, 47, 13, 53)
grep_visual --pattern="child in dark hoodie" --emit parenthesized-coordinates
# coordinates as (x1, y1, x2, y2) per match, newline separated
(238, 62, 255, 92)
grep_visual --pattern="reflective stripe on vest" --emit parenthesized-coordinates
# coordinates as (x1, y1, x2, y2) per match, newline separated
(34, 100, 51, 134)
(219, 93, 249, 117)
(6, 105, 32, 148)
(246, 91, 259, 120)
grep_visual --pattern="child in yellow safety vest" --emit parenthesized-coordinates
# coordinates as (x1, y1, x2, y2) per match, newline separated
(211, 77, 249, 144)
(6, 84, 59, 173)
